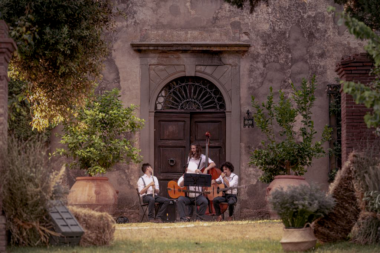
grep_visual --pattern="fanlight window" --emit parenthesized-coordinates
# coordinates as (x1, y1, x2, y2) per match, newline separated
(155, 77, 226, 111)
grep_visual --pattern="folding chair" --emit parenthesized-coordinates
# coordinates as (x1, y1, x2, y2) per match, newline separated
(220, 202, 237, 220)
(220, 191, 238, 221)
(136, 188, 159, 222)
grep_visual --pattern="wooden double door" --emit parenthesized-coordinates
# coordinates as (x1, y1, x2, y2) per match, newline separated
(154, 112, 226, 198)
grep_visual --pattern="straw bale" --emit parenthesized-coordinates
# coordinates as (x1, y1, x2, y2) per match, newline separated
(68, 206, 115, 246)
(312, 160, 360, 243)
(351, 211, 380, 245)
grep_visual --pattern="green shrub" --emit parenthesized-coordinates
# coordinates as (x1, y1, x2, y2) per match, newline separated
(1, 136, 65, 246)
(363, 191, 380, 213)
(250, 76, 331, 183)
(56, 89, 144, 176)
(268, 184, 335, 228)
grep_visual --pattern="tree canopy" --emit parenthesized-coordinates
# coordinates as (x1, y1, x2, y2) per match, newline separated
(0, 0, 114, 131)
(334, 0, 380, 30)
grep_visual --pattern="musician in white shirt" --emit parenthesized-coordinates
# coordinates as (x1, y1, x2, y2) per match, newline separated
(187, 144, 216, 174)
(212, 162, 238, 221)
(137, 163, 170, 223)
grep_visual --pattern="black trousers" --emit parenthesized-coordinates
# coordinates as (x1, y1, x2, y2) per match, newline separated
(213, 194, 237, 217)
(177, 195, 208, 220)
(142, 194, 170, 219)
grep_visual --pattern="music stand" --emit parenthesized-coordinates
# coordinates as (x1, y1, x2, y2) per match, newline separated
(184, 173, 211, 220)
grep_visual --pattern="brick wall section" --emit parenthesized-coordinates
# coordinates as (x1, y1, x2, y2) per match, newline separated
(0, 20, 16, 253)
(335, 53, 377, 163)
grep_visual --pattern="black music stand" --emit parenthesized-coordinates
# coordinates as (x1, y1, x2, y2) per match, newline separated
(184, 173, 211, 220)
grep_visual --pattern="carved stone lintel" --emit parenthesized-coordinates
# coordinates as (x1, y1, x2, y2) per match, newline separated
(131, 42, 251, 52)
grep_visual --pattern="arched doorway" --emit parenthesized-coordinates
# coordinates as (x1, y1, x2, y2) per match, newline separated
(154, 76, 226, 197)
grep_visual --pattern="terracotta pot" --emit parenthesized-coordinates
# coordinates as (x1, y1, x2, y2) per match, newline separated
(266, 175, 309, 219)
(67, 177, 118, 215)
(280, 226, 317, 252)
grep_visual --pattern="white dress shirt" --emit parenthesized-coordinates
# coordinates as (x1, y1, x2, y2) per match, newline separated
(215, 172, 238, 194)
(187, 154, 214, 173)
(137, 174, 159, 197)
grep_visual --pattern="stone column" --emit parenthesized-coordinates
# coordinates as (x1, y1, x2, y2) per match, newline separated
(335, 53, 376, 163)
(0, 20, 17, 253)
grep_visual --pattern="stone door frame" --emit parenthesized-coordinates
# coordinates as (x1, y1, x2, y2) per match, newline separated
(131, 42, 250, 177)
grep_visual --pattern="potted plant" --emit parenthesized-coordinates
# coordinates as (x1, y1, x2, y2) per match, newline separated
(250, 76, 332, 198)
(56, 89, 144, 214)
(268, 184, 335, 252)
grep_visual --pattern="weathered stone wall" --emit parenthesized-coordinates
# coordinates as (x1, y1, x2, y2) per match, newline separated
(0, 20, 17, 253)
(53, 0, 365, 221)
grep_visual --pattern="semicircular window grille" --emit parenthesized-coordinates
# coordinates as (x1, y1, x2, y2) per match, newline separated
(155, 77, 226, 111)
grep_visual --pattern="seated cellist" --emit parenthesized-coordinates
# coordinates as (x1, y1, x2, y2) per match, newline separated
(212, 162, 238, 221)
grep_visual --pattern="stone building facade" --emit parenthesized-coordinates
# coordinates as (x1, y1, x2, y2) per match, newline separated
(52, 0, 366, 221)
(0, 20, 17, 252)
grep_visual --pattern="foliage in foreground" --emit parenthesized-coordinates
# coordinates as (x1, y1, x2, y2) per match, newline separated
(1, 136, 65, 246)
(250, 76, 331, 183)
(269, 184, 335, 228)
(56, 89, 144, 176)
(334, 0, 380, 30)
(0, 0, 114, 131)
(8, 78, 51, 141)
(329, 6, 380, 128)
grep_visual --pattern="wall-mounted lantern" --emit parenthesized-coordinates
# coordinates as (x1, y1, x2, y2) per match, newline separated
(244, 110, 254, 128)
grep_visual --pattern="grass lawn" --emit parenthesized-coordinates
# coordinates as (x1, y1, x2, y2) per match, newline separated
(7, 220, 380, 253)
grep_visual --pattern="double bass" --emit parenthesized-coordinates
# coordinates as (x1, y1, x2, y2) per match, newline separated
(200, 132, 222, 214)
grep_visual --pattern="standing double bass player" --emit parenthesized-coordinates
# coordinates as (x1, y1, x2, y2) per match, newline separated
(187, 144, 216, 174)
(176, 144, 216, 221)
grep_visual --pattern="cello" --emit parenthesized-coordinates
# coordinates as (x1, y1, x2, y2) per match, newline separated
(200, 131, 222, 215)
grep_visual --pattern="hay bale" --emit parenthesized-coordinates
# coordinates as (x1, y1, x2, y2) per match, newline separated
(312, 160, 360, 243)
(351, 211, 380, 245)
(68, 206, 115, 246)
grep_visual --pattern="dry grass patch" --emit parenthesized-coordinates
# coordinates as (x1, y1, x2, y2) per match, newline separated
(115, 220, 283, 243)
(8, 220, 380, 252)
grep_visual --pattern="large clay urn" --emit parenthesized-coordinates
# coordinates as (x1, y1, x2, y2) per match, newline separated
(280, 226, 317, 252)
(67, 177, 118, 215)
(266, 175, 309, 219)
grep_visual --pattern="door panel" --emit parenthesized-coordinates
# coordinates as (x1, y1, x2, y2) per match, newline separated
(159, 147, 186, 173)
(191, 113, 226, 169)
(155, 113, 190, 198)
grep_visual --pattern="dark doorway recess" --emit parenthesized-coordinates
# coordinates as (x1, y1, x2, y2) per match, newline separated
(154, 112, 226, 198)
